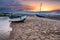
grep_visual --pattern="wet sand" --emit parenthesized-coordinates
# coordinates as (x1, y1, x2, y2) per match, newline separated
(0, 31, 10, 40)
(9, 16, 60, 40)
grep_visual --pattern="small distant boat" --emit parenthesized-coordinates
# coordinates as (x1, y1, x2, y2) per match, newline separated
(36, 2, 60, 20)
(36, 2, 44, 17)
(9, 15, 27, 23)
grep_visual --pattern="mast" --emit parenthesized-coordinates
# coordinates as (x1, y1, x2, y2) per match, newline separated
(39, 2, 42, 14)
(40, 2, 42, 12)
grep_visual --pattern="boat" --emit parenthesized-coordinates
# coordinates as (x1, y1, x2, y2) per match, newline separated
(9, 15, 27, 23)
(36, 2, 60, 20)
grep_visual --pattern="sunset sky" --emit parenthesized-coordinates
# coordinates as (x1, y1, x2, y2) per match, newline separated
(0, 0, 60, 12)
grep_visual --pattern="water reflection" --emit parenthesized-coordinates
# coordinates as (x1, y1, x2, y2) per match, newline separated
(0, 17, 12, 40)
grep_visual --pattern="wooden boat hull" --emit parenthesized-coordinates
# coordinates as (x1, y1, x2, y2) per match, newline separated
(36, 13, 60, 20)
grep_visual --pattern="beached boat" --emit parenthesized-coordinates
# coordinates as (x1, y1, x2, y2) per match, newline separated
(9, 15, 27, 22)
(36, 2, 60, 20)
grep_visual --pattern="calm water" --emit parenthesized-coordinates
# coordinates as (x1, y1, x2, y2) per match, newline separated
(0, 17, 12, 40)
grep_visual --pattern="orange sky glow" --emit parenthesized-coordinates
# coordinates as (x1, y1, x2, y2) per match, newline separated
(28, 3, 60, 12)
(19, 0, 60, 12)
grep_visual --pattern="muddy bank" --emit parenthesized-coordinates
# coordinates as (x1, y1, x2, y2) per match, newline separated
(9, 16, 60, 40)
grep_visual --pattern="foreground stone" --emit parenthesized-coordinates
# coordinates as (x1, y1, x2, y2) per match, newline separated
(9, 16, 60, 40)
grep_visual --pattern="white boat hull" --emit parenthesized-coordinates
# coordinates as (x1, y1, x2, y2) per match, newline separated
(9, 16, 27, 22)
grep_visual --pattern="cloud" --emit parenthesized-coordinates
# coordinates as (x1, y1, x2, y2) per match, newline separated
(0, 0, 60, 12)
(21, 0, 60, 2)
(0, 0, 36, 11)
(0, 0, 21, 6)
(0, 4, 35, 12)
(7, 5, 35, 11)
(49, 0, 60, 1)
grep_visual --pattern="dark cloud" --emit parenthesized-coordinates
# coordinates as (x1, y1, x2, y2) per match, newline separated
(0, 5, 35, 12)
(0, 0, 22, 6)
(21, 0, 60, 2)
(0, 0, 35, 12)
(0, 0, 60, 6)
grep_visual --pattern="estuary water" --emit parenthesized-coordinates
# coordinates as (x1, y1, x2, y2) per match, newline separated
(0, 17, 12, 40)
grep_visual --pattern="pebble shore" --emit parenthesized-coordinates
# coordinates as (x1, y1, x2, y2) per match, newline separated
(9, 16, 60, 40)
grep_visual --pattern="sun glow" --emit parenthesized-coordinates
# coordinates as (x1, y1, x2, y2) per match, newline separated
(28, 2, 60, 12)
(31, 5, 60, 12)
(31, 6, 52, 12)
